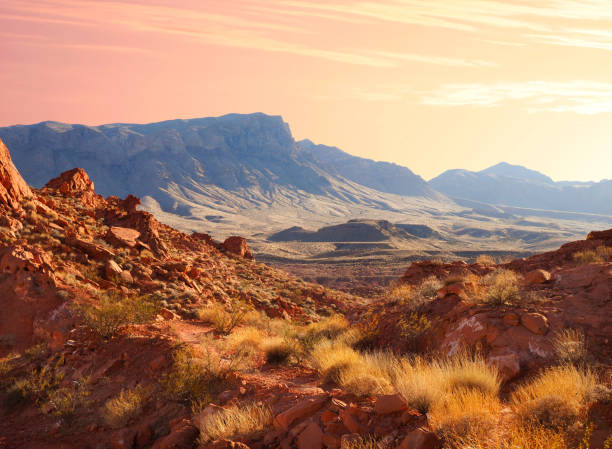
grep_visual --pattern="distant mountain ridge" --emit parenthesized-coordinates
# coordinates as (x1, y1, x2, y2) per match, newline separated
(430, 163, 612, 215)
(0, 113, 453, 239)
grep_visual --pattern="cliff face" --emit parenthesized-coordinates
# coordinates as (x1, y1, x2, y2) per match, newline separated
(0, 137, 32, 209)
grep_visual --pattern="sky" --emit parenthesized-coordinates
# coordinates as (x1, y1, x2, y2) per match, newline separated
(2, 1, 612, 182)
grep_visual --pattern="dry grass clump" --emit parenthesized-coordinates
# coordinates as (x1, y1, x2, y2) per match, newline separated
(303, 314, 350, 344)
(225, 326, 266, 351)
(262, 337, 301, 365)
(573, 246, 612, 264)
(481, 269, 522, 305)
(103, 386, 147, 428)
(445, 424, 568, 449)
(310, 341, 395, 396)
(429, 389, 501, 443)
(511, 365, 600, 429)
(476, 254, 496, 265)
(553, 329, 586, 365)
(440, 354, 501, 396)
(198, 402, 272, 442)
(394, 357, 444, 413)
(394, 353, 499, 414)
(197, 300, 248, 335)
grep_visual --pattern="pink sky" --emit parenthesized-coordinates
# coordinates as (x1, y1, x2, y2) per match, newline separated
(3, 0, 612, 181)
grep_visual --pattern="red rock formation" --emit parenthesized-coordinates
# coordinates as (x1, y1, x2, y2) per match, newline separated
(45, 167, 100, 206)
(0, 137, 32, 209)
(222, 236, 254, 259)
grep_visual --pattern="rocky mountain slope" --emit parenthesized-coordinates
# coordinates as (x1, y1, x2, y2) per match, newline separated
(0, 114, 453, 241)
(1, 137, 612, 448)
(430, 162, 612, 215)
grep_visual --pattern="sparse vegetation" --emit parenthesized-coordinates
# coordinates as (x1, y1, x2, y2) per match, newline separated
(553, 328, 586, 365)
(73, 291, 158, 339)
(197, 300, 249, 335)
(573, 246, 612, 264)
(103, 386, 147, 428)
(198, 402, 272, 443)
(481, 269, 522, 305)
(511, 365, 600, 429)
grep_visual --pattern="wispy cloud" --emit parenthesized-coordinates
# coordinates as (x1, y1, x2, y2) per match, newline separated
(422, 80, 612, 114)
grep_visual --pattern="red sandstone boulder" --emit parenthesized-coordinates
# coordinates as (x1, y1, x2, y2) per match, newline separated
(45, 168, 100, 206)
(0, 138, 32, 209)
(523, 269, 551, 286)
(486, 350, 521, 382)
(105, 226, 141, 248)
(222, 236, 254, 259)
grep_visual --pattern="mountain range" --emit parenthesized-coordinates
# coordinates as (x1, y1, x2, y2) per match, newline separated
(1, 113, 610, 254)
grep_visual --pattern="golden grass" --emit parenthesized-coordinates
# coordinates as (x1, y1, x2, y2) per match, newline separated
(394, 357, 444, 413)
(573, 246, 612, 264)
(394, 353, 500, 414)
(199, 402, 272, 442)
(553, 328, 586, 365)
(262, 337, 297, 364)
(429, 389, 501, 443)
(476, 254, 496, 265)
(103, 386, 146, 428)
(439, 354, 501, 396)
(511, 365, 599, 429)
(225, 326, 266, 351)
(310, 340, 395, 396)
(303, 314, 350, 343)
(445, 424, 568, 449)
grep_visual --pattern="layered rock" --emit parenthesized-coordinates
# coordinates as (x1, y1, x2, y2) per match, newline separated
(0, 137, 32, 209)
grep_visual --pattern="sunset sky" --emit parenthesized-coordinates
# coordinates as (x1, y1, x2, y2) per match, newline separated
(2, 0, 612, 182)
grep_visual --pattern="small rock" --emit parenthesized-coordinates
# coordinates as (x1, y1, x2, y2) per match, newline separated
(502, 312, 520, 326)
(120, 270, 134, 284)
(296, 422, 323, 449)
(396, 428, 441, 449)
(486, 351, 521, 382)
(105, 260, 123, 279)
(374, 394, 408, 415)
(521, 312, 549, 335)
(274, 398, 327, 430)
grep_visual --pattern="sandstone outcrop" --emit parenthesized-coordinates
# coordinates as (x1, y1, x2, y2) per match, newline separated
(0, 137, 32, 209)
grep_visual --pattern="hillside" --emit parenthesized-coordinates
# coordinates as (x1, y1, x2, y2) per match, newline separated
(1, 136, 612, 448)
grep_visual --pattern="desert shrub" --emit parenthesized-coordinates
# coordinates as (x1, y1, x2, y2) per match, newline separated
(445, 423, 568, 449)
(406, 276, 443, 310)
(429, 389, 501, 443)
(103, 386, 147, 428)
(476, 254, 496, 265)
(24, 343, 50, 362)
(197, 300, 249, 335)
(262, 337, 302, 365)
(161, 346, 214, 405)
(553, 329, 586, 365)
(13, 365, 64, 405)
(302, 314, 350, 346)
(0, 353, 19, 391)
(310, 340, 361, 384)
(511, 365, 600, 429)
(74, 292, 158, 339)
(481, 269, 521, 305)
(198, 402, 272, 442)
(46, 377, 91, 423)
(397, 312, 431, 351)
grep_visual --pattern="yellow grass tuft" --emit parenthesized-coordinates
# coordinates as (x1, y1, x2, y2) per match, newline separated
(429, 388, 501, 443)
(199, 402, 272, 442)
(511, 365, 599, 429)
(481, 269, 521, 305)
(553, 328, 586, 365)
(103, 386, 146, 428)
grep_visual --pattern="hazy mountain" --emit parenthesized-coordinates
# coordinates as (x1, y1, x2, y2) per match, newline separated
(298, 140, 440, 198)
(0, 113, 454, 239)
(430, 164, 612, 215)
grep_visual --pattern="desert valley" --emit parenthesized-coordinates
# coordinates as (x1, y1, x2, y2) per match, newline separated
(4, 0, 612, 447)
